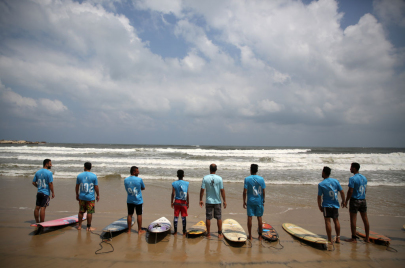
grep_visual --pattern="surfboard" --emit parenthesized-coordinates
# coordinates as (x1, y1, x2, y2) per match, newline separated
(282, 223, 328, 247)
(148, 217, 171, 233)
(31, 213, 87, 228)
(186, 221, 206, 236)
(356, 226, 391, 245)
(259, 221, 279, 241)
(222, 219, 247, 242)
(102, 216, 134, 232)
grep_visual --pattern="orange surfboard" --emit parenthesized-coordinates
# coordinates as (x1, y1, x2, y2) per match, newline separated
(356, 227, 390, 245)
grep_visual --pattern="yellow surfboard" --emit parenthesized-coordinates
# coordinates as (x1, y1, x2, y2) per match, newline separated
(282, 223, 328, 246)
(222, 219, 247, 242)
(186, 221, 206, 236)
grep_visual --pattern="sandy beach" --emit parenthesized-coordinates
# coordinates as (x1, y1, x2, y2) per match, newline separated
(0, 176, 404, 267)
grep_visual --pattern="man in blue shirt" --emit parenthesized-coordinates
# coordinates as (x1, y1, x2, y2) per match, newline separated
(344, 162, 370, 243)
(32, 159, 55, 223)
(243, 164, 266, 240)
(317, 166, 345, 245)
(76, 162, 99, 231)
(124, 166, 146, 234)
(200, 164, 227, 238)
(171, 170, 189, 235)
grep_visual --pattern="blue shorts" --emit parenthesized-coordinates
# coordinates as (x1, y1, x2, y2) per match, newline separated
(247, 204, 264, 217)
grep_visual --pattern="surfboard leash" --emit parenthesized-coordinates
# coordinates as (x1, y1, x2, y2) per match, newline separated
(261, 239, 284, 250)
(90, 230, 114, 254)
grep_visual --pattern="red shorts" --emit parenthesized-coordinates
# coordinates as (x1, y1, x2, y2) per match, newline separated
(174, 199, 188, 217)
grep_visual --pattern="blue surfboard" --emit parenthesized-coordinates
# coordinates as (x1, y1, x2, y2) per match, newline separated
(102, 217, 134, 232)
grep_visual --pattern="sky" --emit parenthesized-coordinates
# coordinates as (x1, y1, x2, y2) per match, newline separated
(0, 0, 404, 147)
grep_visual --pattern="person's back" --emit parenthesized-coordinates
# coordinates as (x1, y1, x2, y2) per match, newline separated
(34, 168, 53, 196)
(202, 174, 223, 204)
(349, 173, 367, 200)
(244, 174, 265, 206)
(318, 177, 342, 209)
(125, 175, 144, 205)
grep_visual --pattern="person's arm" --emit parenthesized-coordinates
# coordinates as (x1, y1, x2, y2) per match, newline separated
(199, 188, 204, 208)
(49, 182, 55, 199)
(243, 188, 247, 209)
(221, 189, 227, 209)
(75, 184, 80, 201)
(94, 185, 100, 202)
(32, 181, 38, 188)
(317, 195, 323, 212)
(186, 190, 190, 209)
(345, 188, 353, 208)
(262, 188, 265, 207)
(339, 190, 346, 208)
(171, 187, 175, 208)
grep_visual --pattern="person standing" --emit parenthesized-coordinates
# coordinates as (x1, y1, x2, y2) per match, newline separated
(243, 164, 266, 240)
(199, 164, 227, 238)
(317, 166, 345, 245)
(124, 166, 146, 234)
(171, 170, 189, 235)
(76, 162, 99, 231)
(32, 159, 55, 223)
(344, 162, 369, 243)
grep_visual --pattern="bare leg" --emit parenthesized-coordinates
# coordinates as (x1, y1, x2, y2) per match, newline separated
(345, 212, 357, 243)
(206, 219, 211, 237)
(247, 216, 253, 240)
(360, 212, 370, 242)
(86, 213, 93, 231)
(127, 215, 132, 234)
(34, 206, 41, 223)
(217, 219, 223, 238)
(324, 217, 332, 244)
(39, 207, 46, 222)
(137, 214, 146, 234)
(333, 217, 340, 243)
(257, 216, 263, 241)
(77, 211, 83, 230)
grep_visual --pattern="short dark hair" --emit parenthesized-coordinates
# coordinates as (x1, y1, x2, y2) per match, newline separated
(251, 164, 258, 173)
(177, 170, 184, 178)
(130, 166, 138, 175)
(323, 166, 331, 177)
(84, 162, 92, 170)
(210, 164, 217, 172)
(351, 162, 360, 171)
(43, 159, 51, 167)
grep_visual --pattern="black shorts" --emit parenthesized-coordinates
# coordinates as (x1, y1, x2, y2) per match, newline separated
(206, 203, 221, 220)
(323, 207, 339, 219)
(36, 193, 50, 208)
(349, 198, 367, 213)
(127, 203, 143, 216)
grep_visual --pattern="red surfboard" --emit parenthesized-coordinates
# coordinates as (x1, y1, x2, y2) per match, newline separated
(31, 213, 87, 228)
(356, 226, 390, 245)
(259, 221, 279, 241)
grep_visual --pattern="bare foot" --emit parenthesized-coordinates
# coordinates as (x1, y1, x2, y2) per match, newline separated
(335, 237, 340, 244)
(206, 233, 211, 238)
(127, 230, 132, 234)
(86, 227, 96, 231)
(183, 232, 186, 236)
(76, 225, 82, 230)
(364, 238, 370, 243)
(344, 238, 357, 243)
(258, 236, 263, 241)
(138, 229, 146, 235)
(327, 242, 334, 251)
(172, 231, 177, 235)
(247, 235, 252, 240)
(218, 234, 223, 239)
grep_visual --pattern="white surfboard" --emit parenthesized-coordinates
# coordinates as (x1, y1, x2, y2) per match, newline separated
(148, 217, 171, 233)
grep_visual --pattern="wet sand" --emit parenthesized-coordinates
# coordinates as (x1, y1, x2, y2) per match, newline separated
(0, 177, 404, 267)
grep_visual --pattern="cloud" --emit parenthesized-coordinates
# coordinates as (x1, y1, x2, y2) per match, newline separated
(0, 0, 404, 146)
(374, 0, 405, 27)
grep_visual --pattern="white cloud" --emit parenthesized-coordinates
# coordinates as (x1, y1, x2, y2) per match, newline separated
(374, 0, 405, 27)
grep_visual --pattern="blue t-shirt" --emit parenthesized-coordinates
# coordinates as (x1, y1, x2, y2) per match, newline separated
(201, 174, 224, 204)
(172, 180, 189, 201)
(76, 171, 98, 201)
(33, 168, 53, 196)
(318, 178, 343, 208)
(244, 175, 266, 206)
(348, 173, 367, 199)
(124, 176, 145, 205)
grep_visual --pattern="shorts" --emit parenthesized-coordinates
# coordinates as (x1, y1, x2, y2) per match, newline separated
(36, 193, 50, 207)
(247, 204, 264, 217)
(349, 198, 367, 213)
(323, 207, 339, 219)
(79, 200, 95, 214)
(174, 199, 188, 217)
(127, 203, 143, 216)
(206, 203, 221, 220)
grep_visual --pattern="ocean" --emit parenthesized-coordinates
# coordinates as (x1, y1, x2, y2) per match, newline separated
(0, 144, 404, 187)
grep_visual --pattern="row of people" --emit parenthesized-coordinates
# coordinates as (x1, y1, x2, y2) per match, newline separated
(32, 160, 369, 243)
